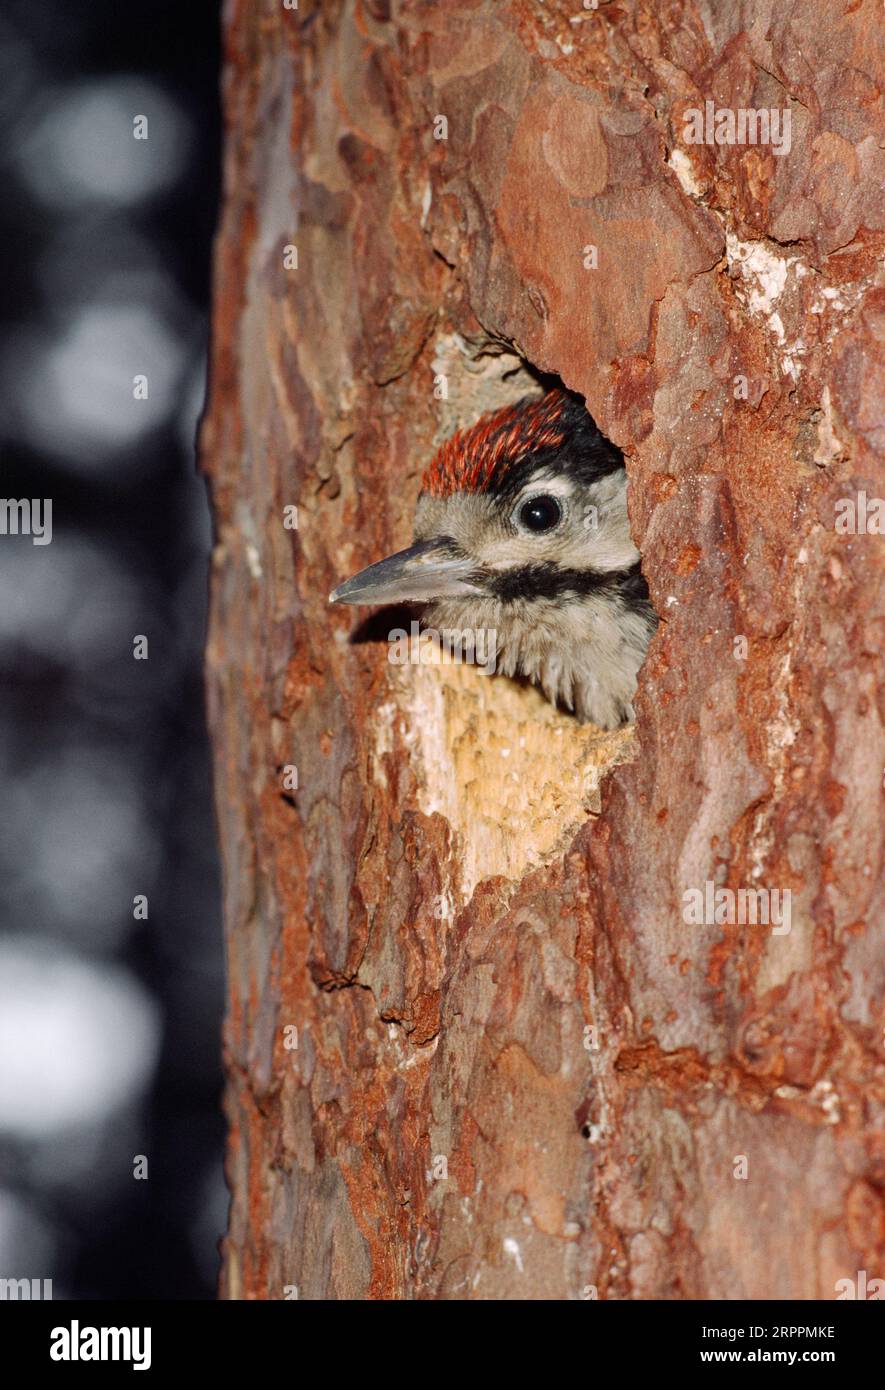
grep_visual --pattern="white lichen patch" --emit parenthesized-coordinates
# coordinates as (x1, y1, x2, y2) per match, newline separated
(503, 1237, 525, 1272)
(370, 701, 397, 789)
(420, 181, 432, 228)
(726, 232, 791, 316)
(726, 232, 809, 377)
(809, 278, 867, 350)
(235, 501, 264, 578)
(668, 147, 704, 199)
(774, 1078, 841, 1125)
(813, 386, 845, 467)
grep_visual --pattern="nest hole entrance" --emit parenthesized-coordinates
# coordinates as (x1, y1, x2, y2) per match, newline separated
(368, 336, 649, 901)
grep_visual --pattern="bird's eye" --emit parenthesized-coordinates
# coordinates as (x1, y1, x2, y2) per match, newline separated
(517, 495, 562, 532)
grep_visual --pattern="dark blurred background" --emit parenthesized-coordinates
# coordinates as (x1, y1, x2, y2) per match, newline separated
(0, 0, 225, 1297)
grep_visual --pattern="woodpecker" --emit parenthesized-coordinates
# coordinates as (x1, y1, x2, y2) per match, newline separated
(329, 388, 656, 728)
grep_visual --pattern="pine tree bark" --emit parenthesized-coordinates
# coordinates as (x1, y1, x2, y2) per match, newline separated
(203, 0, 884, 1299)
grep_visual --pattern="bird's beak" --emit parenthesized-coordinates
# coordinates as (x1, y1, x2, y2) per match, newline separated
(329, 537, 483, 606)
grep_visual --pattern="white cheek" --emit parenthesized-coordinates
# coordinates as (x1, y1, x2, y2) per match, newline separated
(477, 537, 537, 570)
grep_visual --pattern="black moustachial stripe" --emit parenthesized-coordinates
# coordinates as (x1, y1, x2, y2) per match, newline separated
(483, 560, 651, 605)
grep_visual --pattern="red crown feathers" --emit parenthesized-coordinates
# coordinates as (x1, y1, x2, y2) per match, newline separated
(421, 389, 569, 498)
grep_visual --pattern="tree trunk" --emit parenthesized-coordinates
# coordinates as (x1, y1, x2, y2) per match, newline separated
(203, 0, 884, 1300)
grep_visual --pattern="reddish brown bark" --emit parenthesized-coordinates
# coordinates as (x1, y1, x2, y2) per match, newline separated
(203, 0, 884, 1299)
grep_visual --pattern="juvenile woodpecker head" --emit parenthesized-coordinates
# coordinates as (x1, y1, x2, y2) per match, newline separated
(330, 388, 656, 728)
